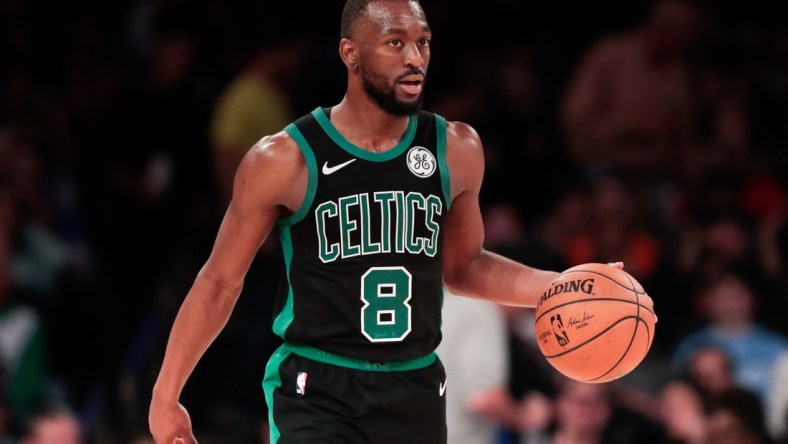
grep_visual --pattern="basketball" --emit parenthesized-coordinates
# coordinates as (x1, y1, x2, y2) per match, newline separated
(534, 263, 656, 383)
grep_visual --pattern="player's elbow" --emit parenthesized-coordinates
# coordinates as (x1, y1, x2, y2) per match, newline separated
(443, 265, 472, 297)
(194, 267, 245, 307)
(443, 244, 489, 292)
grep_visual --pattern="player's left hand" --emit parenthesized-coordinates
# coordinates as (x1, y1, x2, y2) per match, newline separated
(606, 261, 657, 322)
(149, 398, 198, 444)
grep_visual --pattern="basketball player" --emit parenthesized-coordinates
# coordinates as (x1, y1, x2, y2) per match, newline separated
(149, 1, 623, 442)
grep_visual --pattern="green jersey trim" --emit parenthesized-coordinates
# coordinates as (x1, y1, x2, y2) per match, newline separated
(435, 114, 451, 208)
(281, 123, 318, 225)
(272, 124, 317, 338)
(272, 224, 295, 337)
(283, 342, 437, 372)
(311, 107, 418, 162)
(262, 345, 290, 443)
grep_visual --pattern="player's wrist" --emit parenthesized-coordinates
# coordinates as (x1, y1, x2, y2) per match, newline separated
(151, 382, 181, 404)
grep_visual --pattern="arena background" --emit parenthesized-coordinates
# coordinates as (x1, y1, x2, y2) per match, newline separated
(1, 0, 787, 442)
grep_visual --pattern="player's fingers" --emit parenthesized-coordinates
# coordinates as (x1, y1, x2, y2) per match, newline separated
(641, 294, 658, 323)
(606, 261, 624, 269)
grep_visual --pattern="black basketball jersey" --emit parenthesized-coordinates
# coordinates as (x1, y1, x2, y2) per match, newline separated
(271, 107, 451, 362)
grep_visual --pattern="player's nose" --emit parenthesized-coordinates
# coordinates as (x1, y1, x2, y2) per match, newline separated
(403, 43, 424, 68)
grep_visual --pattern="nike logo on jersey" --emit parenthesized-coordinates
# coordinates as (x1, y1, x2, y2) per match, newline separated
(439, 380, 447, 396)
(322, 159, 356, 175)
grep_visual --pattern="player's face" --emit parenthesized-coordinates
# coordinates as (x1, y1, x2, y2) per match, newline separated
(356, 1, 431, 115)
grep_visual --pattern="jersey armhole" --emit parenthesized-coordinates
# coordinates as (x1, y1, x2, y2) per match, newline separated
(279, 123, 318, 226)
(435, 114, 452, 209)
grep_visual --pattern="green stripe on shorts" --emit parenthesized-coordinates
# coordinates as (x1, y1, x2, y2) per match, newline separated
(263, 345, 291, 444)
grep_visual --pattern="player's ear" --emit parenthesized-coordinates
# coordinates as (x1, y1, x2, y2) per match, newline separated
(339, 38, 358, 70)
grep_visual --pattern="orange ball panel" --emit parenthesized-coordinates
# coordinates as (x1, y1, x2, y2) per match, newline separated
(534, 263, 656, 383)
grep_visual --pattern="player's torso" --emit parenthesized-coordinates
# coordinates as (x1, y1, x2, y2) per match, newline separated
(273, 107, 450, 362)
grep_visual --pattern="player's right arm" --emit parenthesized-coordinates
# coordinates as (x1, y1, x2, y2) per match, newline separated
(149, 132, 306, 444)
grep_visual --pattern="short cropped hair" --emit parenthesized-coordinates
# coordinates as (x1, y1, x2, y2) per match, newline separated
(340, 0, 420, 38)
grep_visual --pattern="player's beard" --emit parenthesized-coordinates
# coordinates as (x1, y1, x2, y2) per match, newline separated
(361, 66, 425, 116)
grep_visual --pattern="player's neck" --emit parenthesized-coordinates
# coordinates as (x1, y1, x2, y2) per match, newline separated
(329, 95, 411, 153)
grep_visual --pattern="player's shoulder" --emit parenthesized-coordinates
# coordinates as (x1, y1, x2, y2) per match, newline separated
(444, 119, 481, 142)
(242, 130, 303, 169)
(444, 120, 483, 151)
(235, 130, 305, 189)
(440, 119, 485, 193)
(232, 130, 307, 204)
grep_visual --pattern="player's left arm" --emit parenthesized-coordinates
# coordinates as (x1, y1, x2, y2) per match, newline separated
(441, 121, 558, 307)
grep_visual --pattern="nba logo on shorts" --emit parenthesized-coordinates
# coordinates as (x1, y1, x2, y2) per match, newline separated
(296, 372, 308, 396)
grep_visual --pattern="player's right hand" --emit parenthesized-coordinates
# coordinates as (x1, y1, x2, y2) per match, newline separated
(149, 398, 198, 444)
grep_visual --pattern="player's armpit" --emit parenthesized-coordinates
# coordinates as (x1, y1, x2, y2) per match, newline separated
(202, 131, 307, 289)
(443, 120, 484, 201)
(441, 120, 486, 294)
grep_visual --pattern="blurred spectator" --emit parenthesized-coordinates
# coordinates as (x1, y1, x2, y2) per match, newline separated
(674, 172, 788, 334)
(705, 388, 774, 444)
(660, 380, 707, 444)
(672, 273, 788, 404)
(93, 24, 216, 399)
(739, 169, 788, 304)
(564, 176, 661, 280)
(523, 379, 665, 444)
(437, 291, 551, 443)
(522, 380, 613, 444)
(660, 347, 736, 443)
(768, 352, 788, 440)
(685, 347, 735, 406)
(20, 403, 81, 444)
(0, 189, 47, 423)
(0, 128, 69, 300)
(677, 191, 777, 284)
(677, 209, 754, 283)
(528, 191, 588, 272)
(437, 292, 510, 443)
(561, 0, 703, 179)
(483, 200, 568, 276)
(210, 34, 307, 201)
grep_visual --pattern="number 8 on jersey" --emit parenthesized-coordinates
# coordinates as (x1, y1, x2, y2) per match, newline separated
(361, 267, 412, 342)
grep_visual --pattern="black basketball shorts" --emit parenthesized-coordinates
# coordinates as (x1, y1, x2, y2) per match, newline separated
(262, 343, 447, 443)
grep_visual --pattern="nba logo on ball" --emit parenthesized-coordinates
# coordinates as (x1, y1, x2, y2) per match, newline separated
(550, 314, 570, 346)
(406, 146, 436, 178)
(296, 372, 308, 396)
(534, 263, 657, 383)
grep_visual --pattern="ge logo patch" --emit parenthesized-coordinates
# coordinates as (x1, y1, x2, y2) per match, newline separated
(406, 146, 436, 178)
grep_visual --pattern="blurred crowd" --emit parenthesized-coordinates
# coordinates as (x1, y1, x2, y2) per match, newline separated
(1, 0, 787, 442)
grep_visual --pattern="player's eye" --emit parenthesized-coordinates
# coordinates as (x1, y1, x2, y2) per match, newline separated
(388, 39, 402, 47)
(418, 38, 430, 47)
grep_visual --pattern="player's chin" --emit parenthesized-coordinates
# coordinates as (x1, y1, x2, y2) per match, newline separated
(395, 93, 424, 109)
(397, 96, 422, 107)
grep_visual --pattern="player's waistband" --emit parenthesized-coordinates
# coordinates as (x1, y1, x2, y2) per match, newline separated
(281, 342, 437, 372)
